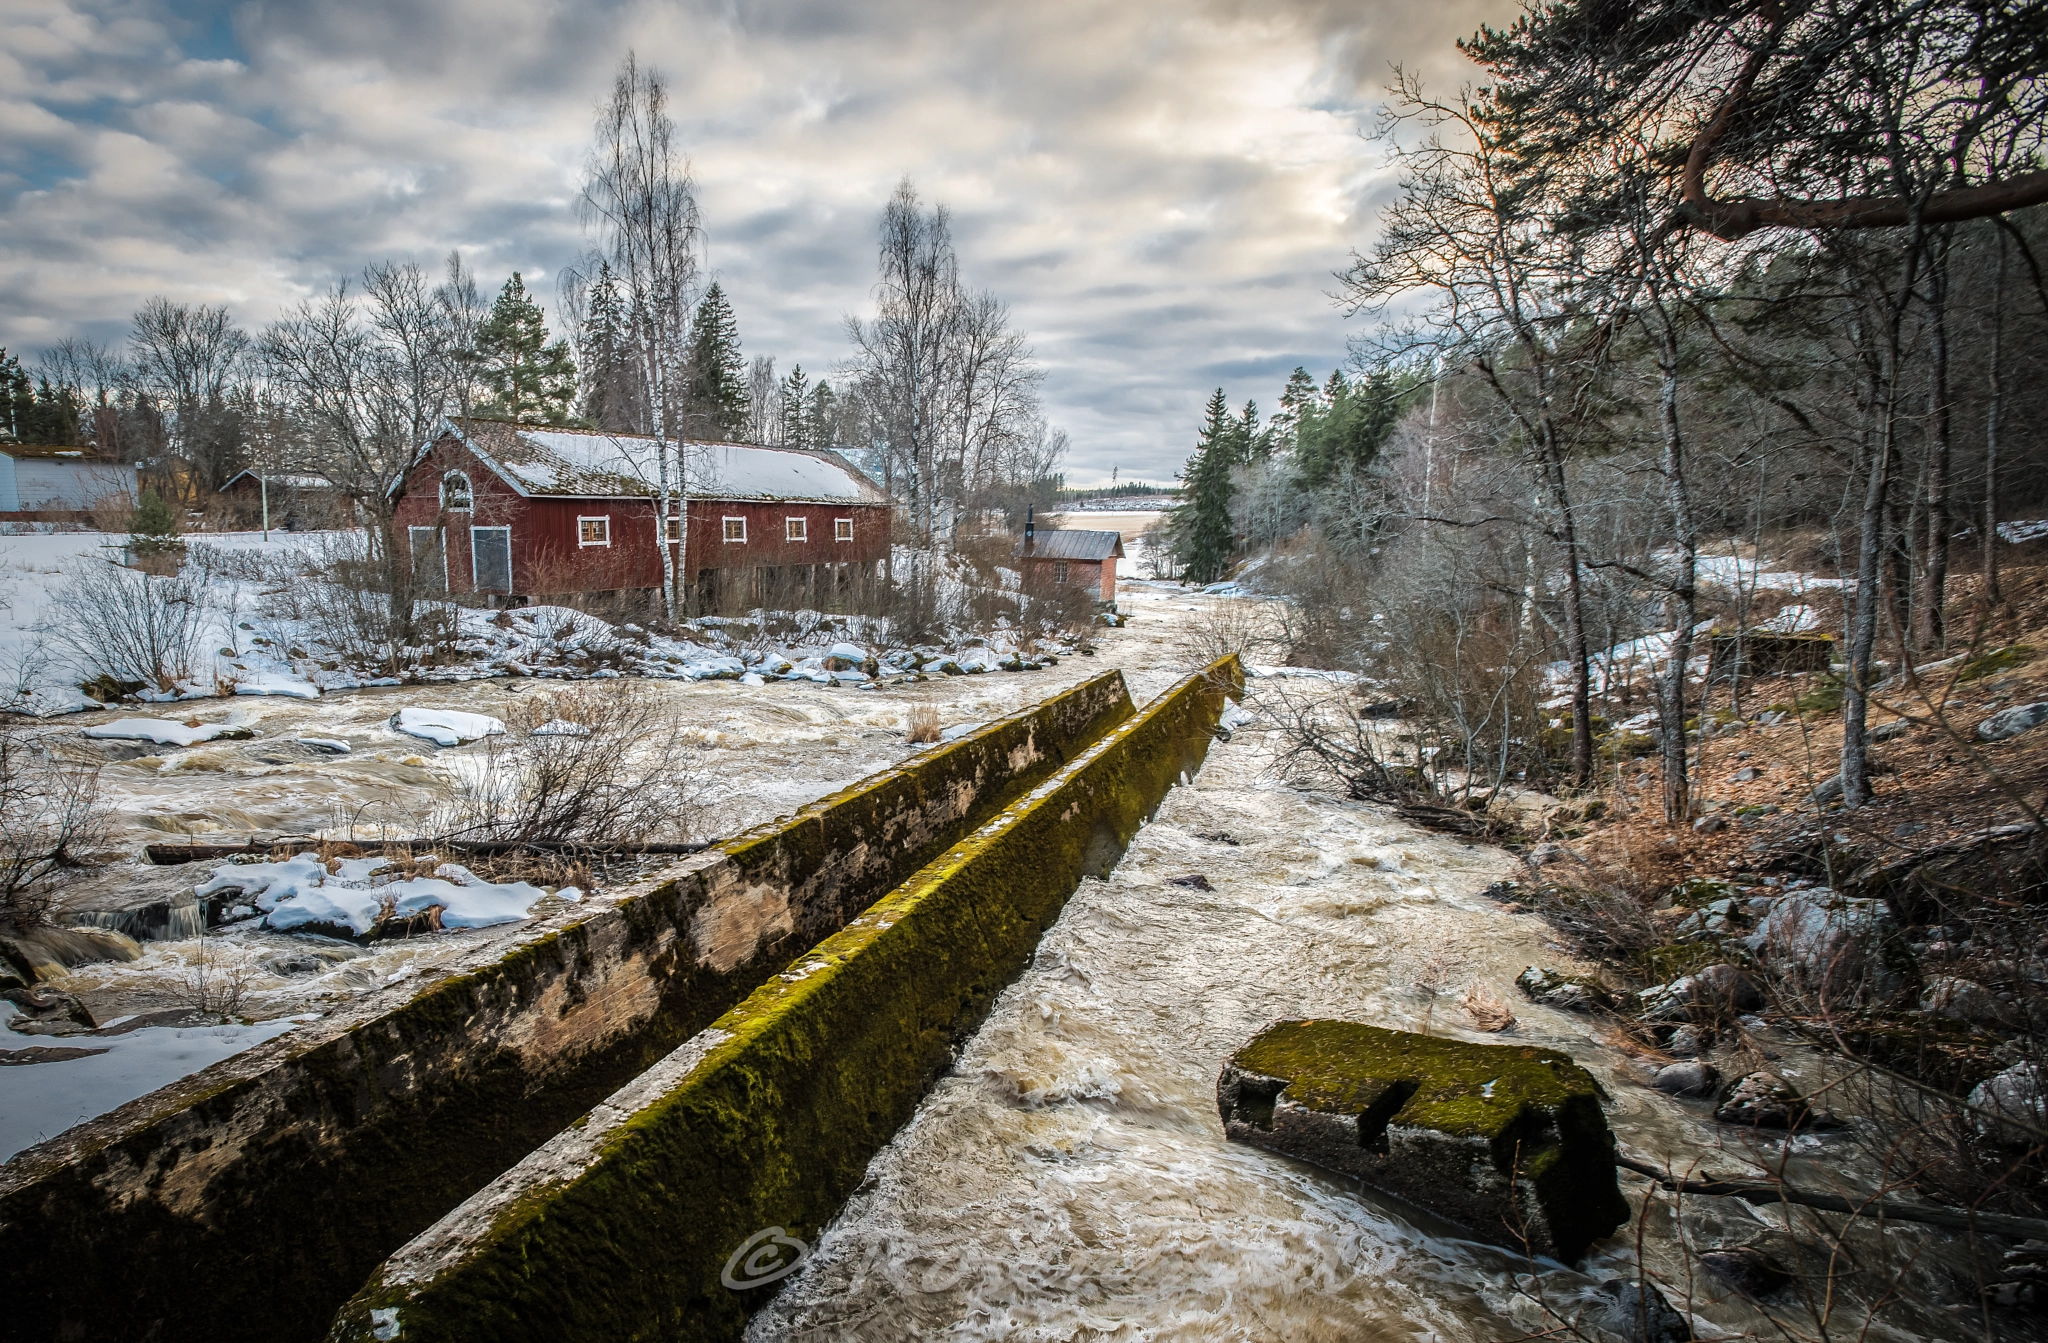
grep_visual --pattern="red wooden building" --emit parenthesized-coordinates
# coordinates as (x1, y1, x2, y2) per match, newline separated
(392, 419, 892, 610)
(1013, 524, 1123, 606)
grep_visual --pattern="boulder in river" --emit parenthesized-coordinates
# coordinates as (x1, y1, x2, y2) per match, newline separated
(1216, 1019, 1630, 1263)
(1583, 1278, 1694, 1343)
(1516, 966, 1614, 1012)
(1714, 1071, 1812, 1128)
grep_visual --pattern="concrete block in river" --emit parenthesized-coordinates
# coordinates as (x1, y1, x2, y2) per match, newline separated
(1217, 1019, 1630, 1263)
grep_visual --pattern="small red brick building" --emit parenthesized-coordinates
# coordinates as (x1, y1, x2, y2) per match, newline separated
(392, 418, 892, 610)
(1013, 525, 1123, 606)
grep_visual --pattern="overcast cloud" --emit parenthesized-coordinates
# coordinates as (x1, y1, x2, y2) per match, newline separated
(0, 0, 1516, 484)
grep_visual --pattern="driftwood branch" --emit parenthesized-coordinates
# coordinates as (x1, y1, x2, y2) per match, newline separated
(1617, 1154, 2048, 1240)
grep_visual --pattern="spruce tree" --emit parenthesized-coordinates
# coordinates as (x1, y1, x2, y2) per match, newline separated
(684, 282, 750, 440)
(475, 273, 578, 424)
(779, 364, 812, 449)
(807, 380, 837, 448)
(578, 263, 643, 432)
(1170, 389, 1240, 585)
(130, 486, 184, 559)
(0, 350, 78, 447)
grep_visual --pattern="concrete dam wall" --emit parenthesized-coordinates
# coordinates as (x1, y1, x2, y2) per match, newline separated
(0, 672, 1136, 1343)
(331, 656, 1243, 1343)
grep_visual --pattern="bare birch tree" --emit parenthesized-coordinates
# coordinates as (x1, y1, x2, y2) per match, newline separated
(577, 52, 702, 619)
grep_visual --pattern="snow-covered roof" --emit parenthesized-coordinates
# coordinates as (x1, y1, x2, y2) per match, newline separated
(425, 420, 886, 504)
(1015, 529, 1124, 562)
(220, 470, 335, 492)
(0, 444, 126, 463)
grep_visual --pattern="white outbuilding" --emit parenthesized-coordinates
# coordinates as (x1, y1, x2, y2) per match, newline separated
(0, 446, 138, 513)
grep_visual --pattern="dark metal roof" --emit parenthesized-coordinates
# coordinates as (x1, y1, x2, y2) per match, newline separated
(1013, 529, 1124, 562)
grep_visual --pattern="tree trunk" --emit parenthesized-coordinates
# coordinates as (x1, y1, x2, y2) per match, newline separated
(1843, 344, 1905, 811)
(1984, 234, 2007, 606)
(1657, 331, 1696, 824)
(1539, 425, 1593, 788)
(1916, 238, 1952, 649)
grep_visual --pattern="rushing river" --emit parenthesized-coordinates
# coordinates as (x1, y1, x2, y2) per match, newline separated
(749, 624, 1967, 1341)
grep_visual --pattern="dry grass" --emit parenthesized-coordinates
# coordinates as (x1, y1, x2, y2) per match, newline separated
(906, 704, 942, 744)
(1461, 983, 1518, 1032)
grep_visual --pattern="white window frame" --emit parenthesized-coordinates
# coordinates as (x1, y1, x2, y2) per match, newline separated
(440, 470, 473, 511)
(471, 525, 513, 593)
(665, 514, 683, 542)
(785, 516, 807, 542)
(723, 516, 747, 544)
(577, 514, 611, 548)
(834, 517, 854, 542)
(408, 524, 447, 589)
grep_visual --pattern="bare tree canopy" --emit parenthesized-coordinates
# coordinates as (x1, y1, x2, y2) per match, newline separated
(576, 51, 703, 616)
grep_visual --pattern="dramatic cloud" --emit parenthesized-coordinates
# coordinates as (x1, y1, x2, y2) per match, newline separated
(0, 0, 1516, 482)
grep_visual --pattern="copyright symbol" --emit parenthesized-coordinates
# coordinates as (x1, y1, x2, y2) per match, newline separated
(721, 1226, 811, 1290)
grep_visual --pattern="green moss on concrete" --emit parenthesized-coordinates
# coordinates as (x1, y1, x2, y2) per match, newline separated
(6, 672, 1140, 1343)
(1220, 1018, 1627, 1263)
(1231, 1020, 1591, 1142)
(328, 656, 1244, 1343)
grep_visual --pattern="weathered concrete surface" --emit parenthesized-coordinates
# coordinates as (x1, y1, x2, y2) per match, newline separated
(327, 656, 1243, 1343)
(1217, 1019, 1628, 1263)
(0, 672, 1134, 1343)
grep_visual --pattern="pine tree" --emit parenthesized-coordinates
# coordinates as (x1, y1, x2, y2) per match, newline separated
(1270, 366, 1319, 452)
(684, 282, 750, 440)
(578, 263, 644, 432)
(1170, 389, 1240, 584)
(475, 274, 578, 424)
(779, 364, 812, 449)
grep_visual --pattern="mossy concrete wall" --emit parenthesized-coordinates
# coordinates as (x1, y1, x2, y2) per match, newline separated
(330, 656, 1244, 1343)
(0, 672, 1133, 1343)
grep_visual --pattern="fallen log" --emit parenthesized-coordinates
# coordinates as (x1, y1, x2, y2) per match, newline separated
(1616, 1153, 2048, 1240)
(145, 839, 712, 866)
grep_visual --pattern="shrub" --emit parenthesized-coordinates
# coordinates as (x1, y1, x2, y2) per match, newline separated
(432, 681, 706, 846)
(43, 559, 214, 694)
(0, 723, 109, 930)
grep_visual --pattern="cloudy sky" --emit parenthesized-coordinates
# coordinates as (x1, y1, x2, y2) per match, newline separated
(1, 0, 1515, 484)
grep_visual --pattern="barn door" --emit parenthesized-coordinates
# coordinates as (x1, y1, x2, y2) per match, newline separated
(471, 526, 512, 593)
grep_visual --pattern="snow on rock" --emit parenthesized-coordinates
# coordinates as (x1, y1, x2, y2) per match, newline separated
(390, 707, 506, 746)
(196, 852, 577, 938)
(529, 719, 591, 737)
(83, 718, 249, 747)
(739, 672, 766, 687)
(296, 737, 351, 753)
(825, 641, 867, 664)
(232, 672, 320, 699)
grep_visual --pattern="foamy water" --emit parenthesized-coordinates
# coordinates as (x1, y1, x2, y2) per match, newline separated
(749, 708, 1961, 1341)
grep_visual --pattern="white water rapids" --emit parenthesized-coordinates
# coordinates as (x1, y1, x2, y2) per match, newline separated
(747, 594, 1966, 1342)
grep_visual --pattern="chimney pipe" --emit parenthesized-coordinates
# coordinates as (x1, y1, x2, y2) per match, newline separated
(1024, 506, 1035, 547)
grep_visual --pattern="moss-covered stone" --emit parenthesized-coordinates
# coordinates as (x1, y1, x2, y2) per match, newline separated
(1217, 1020, 1627, 1264)
(326, 656, 1245, 1343)
(1956, 644, 2035, 682)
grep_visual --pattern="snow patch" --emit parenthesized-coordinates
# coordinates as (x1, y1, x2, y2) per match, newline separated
(390, 707, 506, 746)
(83, 718, 244, 747)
